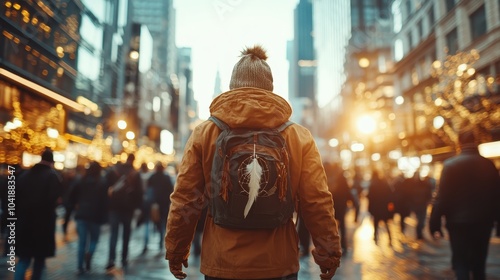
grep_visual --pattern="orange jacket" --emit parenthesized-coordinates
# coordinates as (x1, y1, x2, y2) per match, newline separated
(165, 87, 341, 278)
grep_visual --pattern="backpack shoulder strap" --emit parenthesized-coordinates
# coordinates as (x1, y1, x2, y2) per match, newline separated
(208, 116, 230, 131)
(276, 121, 294, 132)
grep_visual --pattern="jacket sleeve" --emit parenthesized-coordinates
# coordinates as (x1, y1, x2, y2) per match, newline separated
(165, 127, 206, 262)
(296, 130, 342, 261)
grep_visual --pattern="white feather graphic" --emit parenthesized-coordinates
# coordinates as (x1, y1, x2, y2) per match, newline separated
(243, 157, 262, 218)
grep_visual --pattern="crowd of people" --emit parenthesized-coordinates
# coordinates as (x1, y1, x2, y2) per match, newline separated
(0, 139, 498, 279)
(0, 150, 176, 279)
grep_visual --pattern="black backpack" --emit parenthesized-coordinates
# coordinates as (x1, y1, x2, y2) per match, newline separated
(209, 116, 295, 229)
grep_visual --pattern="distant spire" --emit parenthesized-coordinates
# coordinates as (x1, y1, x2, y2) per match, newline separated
(213, 67, 222, 99)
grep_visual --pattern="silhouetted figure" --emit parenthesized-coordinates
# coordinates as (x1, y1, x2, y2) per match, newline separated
(327, 163, 357, 253)
(105, 154, 143, 270)
(145, 162, 174, 252)
(352, 169, 364, 223)
(410, 172, 433, 240)
(15, 149, 63, 280)
(139, 163, 154, 253)
(367, 170, 394, 244)
(0, 163, 24, 256)
(61, 165, 85, 241)
(68, 161, 108, 274)
(430, 130, 500, 280)
(393, 174, 412, 235)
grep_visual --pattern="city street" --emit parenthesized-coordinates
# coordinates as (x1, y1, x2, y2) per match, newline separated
(1, 200, 500, 279)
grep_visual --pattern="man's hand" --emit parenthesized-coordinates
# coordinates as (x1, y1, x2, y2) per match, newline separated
(320, 266, 337, 280)
(169, 259, 188, 279)
(312, 248, 340, 280)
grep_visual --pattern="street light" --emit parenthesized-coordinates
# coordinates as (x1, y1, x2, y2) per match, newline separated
(117, 120, 127, 130)
(126, 131, 135, 140)
(356, 115, 376, 134)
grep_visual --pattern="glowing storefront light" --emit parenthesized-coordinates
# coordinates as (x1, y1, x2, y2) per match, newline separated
(350, 143, 365, 152)
(478, 141, 500, 158)
(328, 138, 339, 147)
(125, 131, 135, 140)
(160, 130, 174, 155)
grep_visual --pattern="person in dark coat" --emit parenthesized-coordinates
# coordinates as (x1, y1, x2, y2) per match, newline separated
(15, 149, 63, 280)
(68, 161, 108, 274)
(429, 130, 500, 280)
(327, 163, 357, 253)
(0, 163, 24, 257)
(352, 168, 364, 223)
(410, 172, 433, 240)
(392, 173, 412, 235)
(61, 164, 85, 241)
(367, 169, 394, 244)
(105, 154, 143, 270)
(147, 162, 174, 252)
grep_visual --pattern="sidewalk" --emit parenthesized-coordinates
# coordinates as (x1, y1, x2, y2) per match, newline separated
(1, 204, 500, 279)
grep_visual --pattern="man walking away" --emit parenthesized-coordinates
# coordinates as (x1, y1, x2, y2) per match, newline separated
(165, 45, 341, 280)
(15, 148, 63, 280)
(105, 154, 143, 271)
(430, 129, 500, 280)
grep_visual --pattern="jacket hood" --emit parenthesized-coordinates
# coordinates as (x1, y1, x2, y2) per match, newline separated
(209, 87, 292, 128)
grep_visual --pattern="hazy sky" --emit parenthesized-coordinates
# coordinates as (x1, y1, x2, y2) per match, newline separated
(173, 0, 298, 119)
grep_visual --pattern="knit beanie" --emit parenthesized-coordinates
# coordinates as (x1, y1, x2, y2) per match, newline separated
(229, 45, 274, 91)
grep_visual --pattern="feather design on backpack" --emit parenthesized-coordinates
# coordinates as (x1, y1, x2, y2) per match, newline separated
(244, 154, 262, 218)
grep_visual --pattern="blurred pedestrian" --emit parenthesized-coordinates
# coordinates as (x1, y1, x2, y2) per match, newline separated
(393, 173, 412, 236)
(0, 163, 24, 257)
(144, 162, 173, 253)
(165, 45, 341, 280)
(429, 129, 500, 280)
(367, 169, 394, 244)
(352, 168, 364, 223)
(327, 163, 358, 254)
(61, 164, 85, 241)
(15, 148, 63, 280)
(105, 154, 143, 270)
(410, 171, 433, 240)
(68, 161, 108, 274)
(139, 163, 154, 252)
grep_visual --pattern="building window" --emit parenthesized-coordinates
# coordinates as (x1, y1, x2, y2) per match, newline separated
(446, 28, 458, 54)
(445, 0, 455, 12)
(406, 0, 413, 16)
(417, 20, 423, 40)
(407, 31, 413, 50)
(470, 5, 487, 40)
(428, 5, 435, 26)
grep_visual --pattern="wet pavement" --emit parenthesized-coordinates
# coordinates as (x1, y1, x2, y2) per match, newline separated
(1, 198, 500, 279)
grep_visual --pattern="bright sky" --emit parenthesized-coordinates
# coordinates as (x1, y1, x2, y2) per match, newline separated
(173, 0, 299, 119)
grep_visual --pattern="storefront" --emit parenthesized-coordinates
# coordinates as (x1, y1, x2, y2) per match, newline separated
(0, 69, 84, 167)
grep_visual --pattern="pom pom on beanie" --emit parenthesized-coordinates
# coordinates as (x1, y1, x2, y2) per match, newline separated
(229, 45, 273, 91)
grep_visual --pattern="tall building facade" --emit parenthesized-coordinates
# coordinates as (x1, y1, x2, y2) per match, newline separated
(391, 0, 500, 161)
(130, 0, 178, 154)
(313, 0, 351, 140)
(290, 0, 316, 131)
(176, 47, 196, 151)
(0, 0, 129, 166)
(131, 0, 176, 79)
(315, 0, 394, 168)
